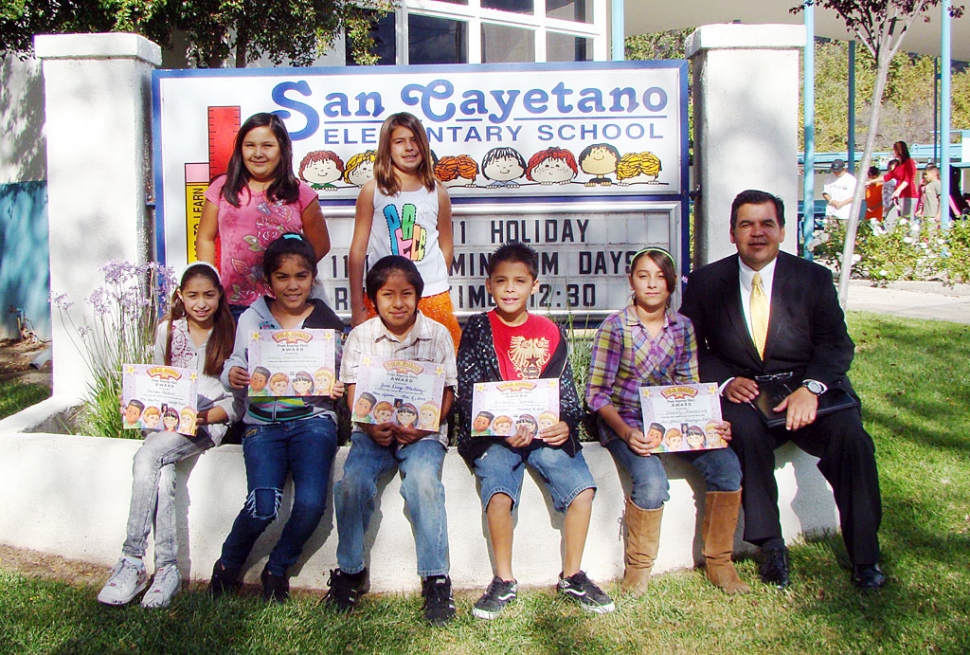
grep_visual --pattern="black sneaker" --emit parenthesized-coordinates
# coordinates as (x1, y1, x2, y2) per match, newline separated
(422, 575, 456, 626)
(208, 559, 240, 597)
(557, 571, 615, 614)
(472, 576, 518, 620)
(261, 565, 290, 603)
(325, 568, 368, 612)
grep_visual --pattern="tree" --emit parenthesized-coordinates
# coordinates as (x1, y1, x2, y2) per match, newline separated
(0, 0, 393, 67)
(792, 0, 964, 307)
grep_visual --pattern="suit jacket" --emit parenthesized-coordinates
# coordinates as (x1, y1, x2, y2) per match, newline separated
(679, 251, 857, 397)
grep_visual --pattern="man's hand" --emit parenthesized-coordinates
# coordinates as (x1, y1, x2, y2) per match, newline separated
(714, 420, 732, 443)
(724, 376, 759, 404)
(394, 425, 434, 445)
(773, 386, 819, 431)
(538, 420, 569, 447)
(329, 380, 345, 400)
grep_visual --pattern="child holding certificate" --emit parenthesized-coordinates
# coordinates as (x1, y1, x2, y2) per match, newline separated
(210, 233, 345, 603)
(456, 242, 614, 620)
(585, 247, 747, 595)
(326, 255, 458, 626)
(98, 262, 237, 609)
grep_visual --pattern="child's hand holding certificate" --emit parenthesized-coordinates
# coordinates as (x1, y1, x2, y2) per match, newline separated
(122, 364, 198, 436)
(639, 382, 727, 453)
(248, 329, 337, 397)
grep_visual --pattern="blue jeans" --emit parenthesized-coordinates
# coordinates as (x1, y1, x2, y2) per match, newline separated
(334, 432, 449, 578)
(122, 430, 213, 567)
(219, 416, 338, 577)
(606, 439, 742, 510)
(473, 442, 596, 513)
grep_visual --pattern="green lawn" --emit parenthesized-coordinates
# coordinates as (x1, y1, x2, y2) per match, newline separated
(1, 313, 969, 654)
(0, 379, 50, 420)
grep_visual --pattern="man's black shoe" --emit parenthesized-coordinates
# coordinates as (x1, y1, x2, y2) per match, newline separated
(759, 546, 790, 588)
(852, 564, 887, 590)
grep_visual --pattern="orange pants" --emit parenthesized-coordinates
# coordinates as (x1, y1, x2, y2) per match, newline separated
(363, 289, 462, 352)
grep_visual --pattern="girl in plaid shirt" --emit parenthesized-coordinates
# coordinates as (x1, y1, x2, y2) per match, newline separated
(585, 248, 748, 596)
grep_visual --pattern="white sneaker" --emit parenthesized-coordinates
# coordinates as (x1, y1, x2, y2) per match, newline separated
(97, 557, 148, 606)
(141, 564, 182, 609)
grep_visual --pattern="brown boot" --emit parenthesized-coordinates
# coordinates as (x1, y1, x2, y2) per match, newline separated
(622, 498, 663, 596)
(702, 490, 750, 594)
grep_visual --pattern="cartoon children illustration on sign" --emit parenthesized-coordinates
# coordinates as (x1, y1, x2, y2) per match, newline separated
(352, 391, 377, 424)
(180, 407, 198, 435)
(538, 411, 558, 432)
(161, 405, 180, 432)
(617, 151, 663, 186)
(686, 425, 706, 450)
(663, 427, 684, 452)
(705, 421, 726, 449)
(268, 372, 290, 396)
(482, 147, 527, 188)
(526, 147, 578, 186)
(515, 414, 539, 439)
(123, 399, 145, 429)
(314, 367, 335, 397)
(396, 402, 419, 428)
(435, 155, 480, 188)
(344, 150, 377, 188)
(579, 143, 620, 187)
(472, 410, 494, 436)
(141, 406, 161, 430)
(418, 402, 441, 431)
(291, 371, 315, 396)
(250, 366, 271, 396)
(492, 415, 514, 436)
(372, 401, 395, 425)
(299, 151, 345, 191)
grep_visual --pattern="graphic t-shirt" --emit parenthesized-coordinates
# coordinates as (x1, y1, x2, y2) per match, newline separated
(487, 311, 562, 381)
(368, 185, 450, 297)
(205, 176, 319, 306)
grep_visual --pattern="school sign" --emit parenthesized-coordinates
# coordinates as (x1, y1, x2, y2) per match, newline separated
(153, 61, 688, 319)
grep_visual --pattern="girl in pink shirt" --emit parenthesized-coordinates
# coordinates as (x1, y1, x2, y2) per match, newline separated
(196, 113, 331, 313)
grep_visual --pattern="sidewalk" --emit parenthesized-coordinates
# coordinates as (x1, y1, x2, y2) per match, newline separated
(846, 280, 970, 324)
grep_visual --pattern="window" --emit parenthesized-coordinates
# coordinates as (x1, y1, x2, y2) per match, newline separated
(345, 10, 396, 66)
(409, 14, 468, 64)
(546, 0, 592, 24)
(482, 23, 535, 63)
(546, 32, 591, 62)
(481, 0, 534, 15)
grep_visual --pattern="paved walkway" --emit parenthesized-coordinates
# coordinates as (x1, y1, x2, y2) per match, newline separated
(846, 280, 970, 324)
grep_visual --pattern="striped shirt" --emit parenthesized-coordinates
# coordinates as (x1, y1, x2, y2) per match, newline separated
(585, 306, 698, 445)
(340, 312, 458, 446)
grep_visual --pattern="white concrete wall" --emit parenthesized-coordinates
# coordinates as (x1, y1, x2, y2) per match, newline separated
(0, 402, 838, 593)
(0, 54, 46, 185)
(687, 24, 805, 266)
(34, 34, 161, 398)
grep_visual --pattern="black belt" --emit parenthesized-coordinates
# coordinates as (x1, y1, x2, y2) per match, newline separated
(247, 404, 313, 422)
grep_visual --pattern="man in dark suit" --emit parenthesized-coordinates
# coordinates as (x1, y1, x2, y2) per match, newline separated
(679, 189, 885, 590)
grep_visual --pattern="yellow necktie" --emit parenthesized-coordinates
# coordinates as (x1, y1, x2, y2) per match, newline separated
(750, 272, 769, 358)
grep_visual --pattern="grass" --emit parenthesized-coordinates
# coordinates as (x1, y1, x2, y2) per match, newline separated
(1, 312, 969, 654)
(0, 379, 50, 420)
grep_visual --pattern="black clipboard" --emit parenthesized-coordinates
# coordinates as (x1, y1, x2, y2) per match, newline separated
(748, 380, 858, 428)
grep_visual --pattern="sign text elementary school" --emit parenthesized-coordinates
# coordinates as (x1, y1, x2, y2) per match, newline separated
(153, 61, 688, 319)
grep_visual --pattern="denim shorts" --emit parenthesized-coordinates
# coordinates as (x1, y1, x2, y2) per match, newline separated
(472, 442, 596, 513)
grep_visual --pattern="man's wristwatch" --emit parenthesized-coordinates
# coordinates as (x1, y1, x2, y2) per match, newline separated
(802, 380, 825, 396)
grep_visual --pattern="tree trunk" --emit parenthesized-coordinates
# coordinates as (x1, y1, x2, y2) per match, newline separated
(837, 47, 894, 308)
(235, 20, 249, 68)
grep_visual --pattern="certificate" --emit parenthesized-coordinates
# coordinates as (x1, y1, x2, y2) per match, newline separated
(121, 364, 198, 436)
(248, 329, 337, 397)
(353, 358, 447, 431)
(638, 382, 726, 453)
(470, 379, 560, 438)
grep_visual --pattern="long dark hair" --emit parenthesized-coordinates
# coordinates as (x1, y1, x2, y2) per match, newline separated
(374, 112, 436, 196)
(893, 140, 911, 163)
(165, 262, 235, 377)
(221, 113, 300, 207)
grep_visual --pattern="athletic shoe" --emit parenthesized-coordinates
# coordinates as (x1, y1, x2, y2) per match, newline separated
(97, 557, 149, 606)
(208, 559, 240, 597)
(557, 571, 616, 614)
(324, 568, 368, 612)
(422, 575, 456, 626)
(140, 565, 182, 609)
(261, 565, 290, 603)
(472, 576, 518, 620)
